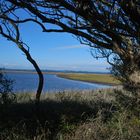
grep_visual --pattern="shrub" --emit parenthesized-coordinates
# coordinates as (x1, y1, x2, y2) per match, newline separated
(0, 70, 16, 104)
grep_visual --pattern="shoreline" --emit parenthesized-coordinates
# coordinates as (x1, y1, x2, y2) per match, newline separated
(57, 75, 119, 86)
(57, 73, 120, 86)
(3, 70, 59, 75)
(4, 70, 120, 86)
(56, 75, 116, 86)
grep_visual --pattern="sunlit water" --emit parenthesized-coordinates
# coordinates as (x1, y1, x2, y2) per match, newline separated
(6, 73, 111, 93)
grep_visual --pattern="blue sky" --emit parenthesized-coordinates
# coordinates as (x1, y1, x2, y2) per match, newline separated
(0, 21, 110, 72)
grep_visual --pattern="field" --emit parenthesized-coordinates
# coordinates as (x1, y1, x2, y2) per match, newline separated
(57, 73, 120, 85)
(0, 89, 140, 140)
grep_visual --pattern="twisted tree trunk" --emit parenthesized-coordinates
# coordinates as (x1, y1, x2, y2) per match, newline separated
(0, 18, 44, 102)
(19, 45, 44, 102)
(113, 56, 140, 97)
(124, 70, 140, 96)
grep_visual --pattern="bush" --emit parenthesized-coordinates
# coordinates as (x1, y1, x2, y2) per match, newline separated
(0, 70, 16, 104)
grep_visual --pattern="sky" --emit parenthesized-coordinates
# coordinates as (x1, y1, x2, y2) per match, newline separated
(0, 20, 110, 72)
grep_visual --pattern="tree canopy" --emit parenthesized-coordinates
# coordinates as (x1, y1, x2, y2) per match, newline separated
(0, 0, 140, 95)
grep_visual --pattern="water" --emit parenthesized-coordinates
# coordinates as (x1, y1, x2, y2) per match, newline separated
(6, 73, 111, 93)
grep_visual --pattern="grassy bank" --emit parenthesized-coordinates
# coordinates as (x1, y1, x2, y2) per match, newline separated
(57, 73, 120, 85)
(0, 89, 140, 140)
(4, 70, 120, 85)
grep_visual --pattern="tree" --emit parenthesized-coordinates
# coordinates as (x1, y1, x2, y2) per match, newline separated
(1, 0, 140, 95)
(0, 69, 15, 104)
(0, 2, 44, 101)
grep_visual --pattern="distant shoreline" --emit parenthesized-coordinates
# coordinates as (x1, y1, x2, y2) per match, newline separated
(3, 70, 58, 74)
(57, 73, 120, 86)
(2, 69, 110, 74)
(57, 75, 115, 86)
(3, 70, 118, 86)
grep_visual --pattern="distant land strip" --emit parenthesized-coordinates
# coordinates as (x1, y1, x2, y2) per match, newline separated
(3, 69, 59, 74)
(57, 73, 120, 86)
(4, 70, 51, 74)
(3, 69, 110, 74)
(3, 69, 120, 85)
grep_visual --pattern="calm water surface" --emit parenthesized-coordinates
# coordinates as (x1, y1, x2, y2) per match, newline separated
(6, 73, 111, 93)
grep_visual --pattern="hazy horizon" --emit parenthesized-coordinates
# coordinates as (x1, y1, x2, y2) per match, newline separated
(2, 67, 110, 73)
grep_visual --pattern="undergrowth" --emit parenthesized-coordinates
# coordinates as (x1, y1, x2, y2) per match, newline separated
(0, 89, 140, 140)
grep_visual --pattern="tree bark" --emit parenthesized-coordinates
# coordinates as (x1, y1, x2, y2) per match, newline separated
(19, 45, 44, 102)
(124, 70, 140, 96)
(112, 56, 140, 97)
(0, 18, 44, 102)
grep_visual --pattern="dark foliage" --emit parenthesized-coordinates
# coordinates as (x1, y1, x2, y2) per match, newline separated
(0, 0, 140, 93)
(0, 70, 16, 104)
(0, 93, 116, 139)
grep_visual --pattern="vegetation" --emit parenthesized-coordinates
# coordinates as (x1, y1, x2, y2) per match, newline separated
(0, 89, 140, 140)
(0, 70, 16, 105)
(0, 1, 139, 101)
(0, 3, 44, 101)
(58, 73, 120, 85)
(0, 1, 140, 139)
(0, 0, 139, 95)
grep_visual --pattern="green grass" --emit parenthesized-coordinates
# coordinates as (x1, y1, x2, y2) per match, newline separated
(0, 89, 140, 140)
(57, 73, 120, 85)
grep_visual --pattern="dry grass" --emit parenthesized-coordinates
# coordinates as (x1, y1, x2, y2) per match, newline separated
(57, 73, 120, 85)
(0, 89, 140, 140)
